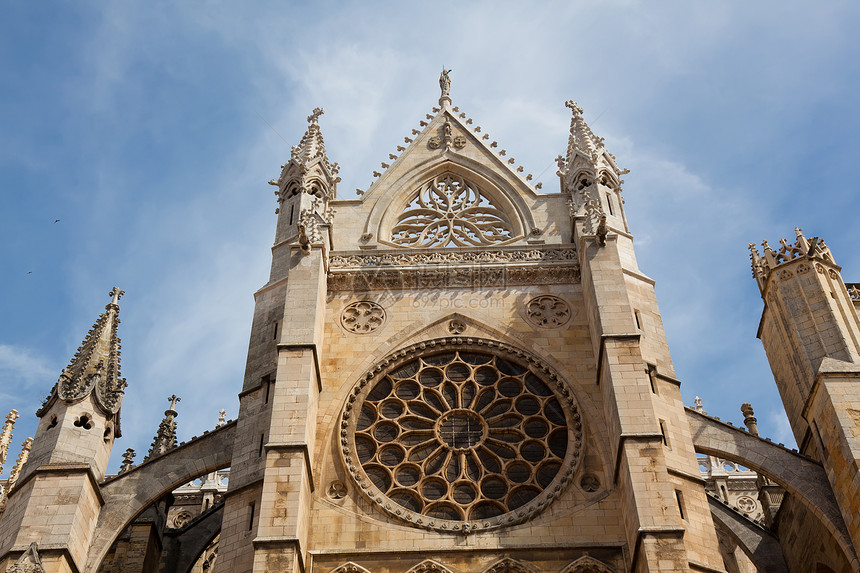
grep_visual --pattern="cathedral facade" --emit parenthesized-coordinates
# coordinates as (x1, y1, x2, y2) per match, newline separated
(1, 76, 859, 572)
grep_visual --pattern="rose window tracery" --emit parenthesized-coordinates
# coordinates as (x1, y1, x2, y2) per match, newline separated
(390, 174, 516, 248)
(341, 338, 582, 532)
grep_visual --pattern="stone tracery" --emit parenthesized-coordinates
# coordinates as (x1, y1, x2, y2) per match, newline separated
(391, 173, 516, 248)
(341, 338, 582, 532)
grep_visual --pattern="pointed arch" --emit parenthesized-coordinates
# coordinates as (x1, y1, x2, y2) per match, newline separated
(364, 156, 536, 248)
(405, 559, 455, 573)
(483, 557, 539, 573)
(328, 562, 373, 573)
(560, 555, 615, 573)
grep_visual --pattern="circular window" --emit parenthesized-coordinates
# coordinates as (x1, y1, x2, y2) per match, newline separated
(340, 337, 583, 532)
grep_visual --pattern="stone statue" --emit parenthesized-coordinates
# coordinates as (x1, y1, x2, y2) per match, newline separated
(439, 68, 452, 98)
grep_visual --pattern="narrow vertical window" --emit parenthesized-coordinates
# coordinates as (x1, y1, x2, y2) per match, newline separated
(258, 433, 265, 457)
(659, 420, 670, 448)
(248, 502, 255, 531)
(634, 309, 642, 330)
(647, 365, 657, 394)
(675, 490, 686, 520)
(273, 321, 279, 340)
(606, 192, 614, 215)
(263, 375, 271, 404)
(289, 204, 294, 225)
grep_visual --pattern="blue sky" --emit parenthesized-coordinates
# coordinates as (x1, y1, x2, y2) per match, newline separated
(2, 1, 859, 475)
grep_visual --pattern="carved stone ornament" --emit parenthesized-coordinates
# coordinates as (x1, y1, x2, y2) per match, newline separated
(579, 473, 600, 493)
(329, 563, 372, 573)
(453, 135, 467, 149)
(341, 301, 386, 334)
(6, 543, 44, 573)
(485, 558, 536, 573)
(525, 295, 571, 329)
(330, 248, 577, 269)
(391, 173, 516, 248)
(561, 555, 616, 573)
(340, 337, 583, 533)
(329, 266, 580, 292)
(172, 511, 193, 528)
(327, 480, 348, 499)
(736, 495, 756, 513)
(406, 560, 454, 573)
(328, 248, 580, 292)
(797, 262, 811, 274)
(778, 269, 793, 281)
(448, 320, 466, 334)
(428, 136, 441, 150)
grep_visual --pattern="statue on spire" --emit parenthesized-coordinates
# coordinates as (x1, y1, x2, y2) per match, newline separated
(439, 68, 452, 99)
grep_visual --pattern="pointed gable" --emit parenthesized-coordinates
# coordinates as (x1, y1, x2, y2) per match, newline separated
(354, 76, 547, 250)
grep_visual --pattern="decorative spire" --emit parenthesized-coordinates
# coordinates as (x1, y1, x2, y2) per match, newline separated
(0, 410, 19, 475)
(7, 437, 32, 491)
(217, 409, 226, 427)
(558, 100, 626, 183)
(38, 289, 127, 419)
(270, 107, 341, 205)
(146, 395, 180, 461)
(119, 448, 136, 473)
(694, 396, 705, 413)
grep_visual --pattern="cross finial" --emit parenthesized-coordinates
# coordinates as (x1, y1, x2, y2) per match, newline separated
(109, 287, 125, 305)
(565, 100, 583, 115)
(307, 107, 324, 124)
(218, 409, 226, 427)
(167, 394, 181, 410)
(694, 396, 704, 412)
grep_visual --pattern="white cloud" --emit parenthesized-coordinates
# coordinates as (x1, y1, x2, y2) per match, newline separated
(0, 344, 57, 389)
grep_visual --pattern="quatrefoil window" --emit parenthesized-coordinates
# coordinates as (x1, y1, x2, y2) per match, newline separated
(391, 174, 516, 248)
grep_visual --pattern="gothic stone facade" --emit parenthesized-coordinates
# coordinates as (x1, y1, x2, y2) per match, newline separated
(1, 82, 860, 573)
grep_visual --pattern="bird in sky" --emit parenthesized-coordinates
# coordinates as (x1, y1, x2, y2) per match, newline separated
(54, 219, 60, 223)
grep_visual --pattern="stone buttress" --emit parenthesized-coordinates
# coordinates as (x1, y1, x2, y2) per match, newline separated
(214, 109, 337, 573)
(561, 101, 725, 572)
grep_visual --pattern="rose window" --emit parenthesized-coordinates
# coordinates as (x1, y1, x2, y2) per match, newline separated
(340, 338, 582, 532)
(390, 173, 516, 248)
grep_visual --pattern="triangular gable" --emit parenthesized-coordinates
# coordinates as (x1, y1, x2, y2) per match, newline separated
(7, 543, 45, 573)
(356, 101, 545, 249)
(360, 103, 541, 202)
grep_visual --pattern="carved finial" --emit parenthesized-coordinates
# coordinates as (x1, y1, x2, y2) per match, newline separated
(0, 410, 18, 474)
(741, 402, 758, 436)
(7, 437, 33, 491)
(565, 100, 583, 115)
(109, 287, 124, 305)
(439, 68, 452, 101)
(694, 396, 704, 413)
(307, 107, 324, 125)
(119, 448, 136, 473)
(167, 394, 181, 411)
(218, 409, 226, 427)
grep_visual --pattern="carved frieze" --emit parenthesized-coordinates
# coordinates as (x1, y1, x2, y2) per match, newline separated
(330, 248, 577, 269)
(328, 265, 580, 292)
